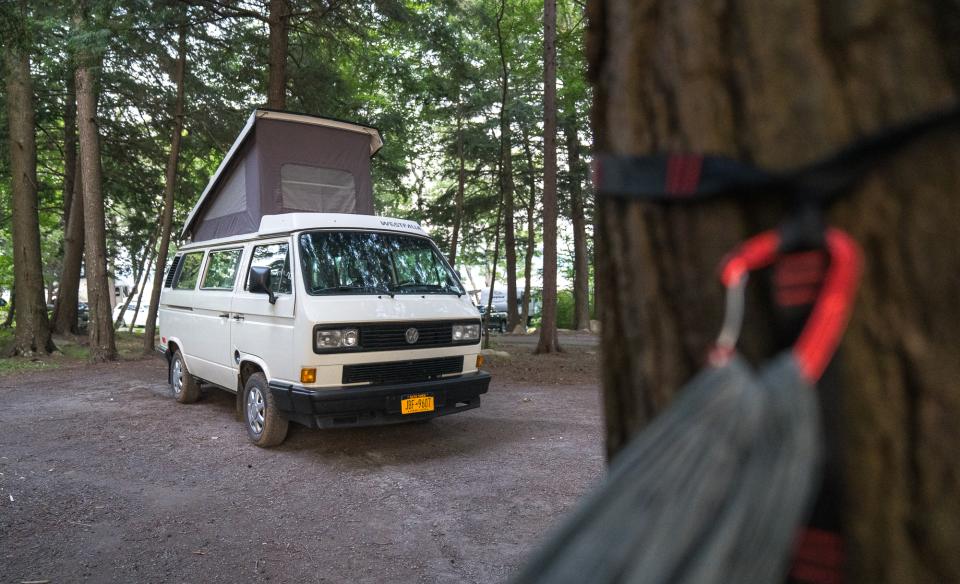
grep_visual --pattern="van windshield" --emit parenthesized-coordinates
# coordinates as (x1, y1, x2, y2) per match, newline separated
(298, 230, 464, 296)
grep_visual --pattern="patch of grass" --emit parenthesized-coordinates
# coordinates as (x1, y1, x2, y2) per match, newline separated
(0, 356, 58, 375)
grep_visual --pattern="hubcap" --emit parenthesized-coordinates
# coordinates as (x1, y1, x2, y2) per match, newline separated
(172, 358, 183, 395)
(247, 386, 265, 435)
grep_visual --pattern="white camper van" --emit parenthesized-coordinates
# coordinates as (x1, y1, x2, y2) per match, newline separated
(157, 109, 489, 446)
(158, 213, 489, 446)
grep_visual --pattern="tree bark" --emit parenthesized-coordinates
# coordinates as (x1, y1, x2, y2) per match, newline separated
(520, 128, 538, 329)
(144, 22, 188, 354)
(5, 34, 55, 356)
(564, 117, 591, 331)
(484, 192, 505, 348)
(52, 73, 83, 335)
(449, 107, 466, 267)
(75, 43, 116, 362)
(589, 0, 960, 581)
(496, 0, 520, 332)
(536, 0, 560, 354)
(267, 0, 289, 109)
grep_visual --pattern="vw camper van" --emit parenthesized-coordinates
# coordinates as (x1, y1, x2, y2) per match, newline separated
(157, 109, 489, 447)
(158, 213, 489, 446)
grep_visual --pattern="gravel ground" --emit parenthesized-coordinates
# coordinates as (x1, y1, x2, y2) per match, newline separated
(0, 349, 603, 584)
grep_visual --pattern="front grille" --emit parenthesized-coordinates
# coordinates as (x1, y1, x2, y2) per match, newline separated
(342, 356, 464, 385)
(359, 321, 464, 351)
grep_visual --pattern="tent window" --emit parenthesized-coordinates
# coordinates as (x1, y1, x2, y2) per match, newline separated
(280, 164, 356, 213)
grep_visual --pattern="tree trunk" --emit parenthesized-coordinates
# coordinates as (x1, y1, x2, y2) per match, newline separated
(5, 36, 55, 356)
(484, 192, 505, 348)
(144, 22, 188, 354)
(536, 0, 560, 354)
(449, 108, 465, 266)
(266, 0, 289, 109)
(588, 0, 960, 581)
(75, 47, 116, 362)
(496, 0, 520, 332)
(564, 118, 591, 331)
(128, 244, 156, 334)
(520, 128, 538, 329)
(53, 77, 83, 335)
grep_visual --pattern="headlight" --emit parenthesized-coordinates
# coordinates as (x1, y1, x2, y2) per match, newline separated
(315, 328, 360, 350)
(452, 323, 480, 342)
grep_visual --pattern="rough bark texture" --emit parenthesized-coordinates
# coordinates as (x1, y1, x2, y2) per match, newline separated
(564, 118, 591, 331)
(267, 0, 289, 109)
(6, 40, 55, 356)
(53, 80, 83, 335)
(76, 56, 116, 362)
(144, 23, 187, 354)
(588, 0, 960, 581)
(496, 0, 520, 332)
(536, 0, 560, 354)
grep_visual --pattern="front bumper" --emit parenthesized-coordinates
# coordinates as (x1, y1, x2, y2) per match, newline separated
(267, 371, 491, 429)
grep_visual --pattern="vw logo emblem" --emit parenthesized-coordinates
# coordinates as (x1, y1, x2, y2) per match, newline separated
(405, 327, 420, 344)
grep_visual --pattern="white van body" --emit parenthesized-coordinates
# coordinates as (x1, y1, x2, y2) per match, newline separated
(158, 213, 489, 446)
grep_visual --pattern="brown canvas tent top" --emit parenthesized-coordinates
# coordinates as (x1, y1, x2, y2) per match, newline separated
(181, 109, 383, 242)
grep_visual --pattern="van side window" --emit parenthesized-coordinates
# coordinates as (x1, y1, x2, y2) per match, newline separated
(173, 252, 204, 290)
(246, 243, 291, 294)
(201, 248, 242, 290)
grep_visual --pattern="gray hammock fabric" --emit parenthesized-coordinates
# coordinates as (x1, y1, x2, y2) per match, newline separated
(511, 354, 822, 584)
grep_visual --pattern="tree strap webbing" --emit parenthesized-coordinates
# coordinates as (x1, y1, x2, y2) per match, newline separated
(595, 105, 960, 204)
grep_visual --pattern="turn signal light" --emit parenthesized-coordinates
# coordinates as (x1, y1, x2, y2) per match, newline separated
(300, 368, 317, 384)
(476, 355, 485, 369)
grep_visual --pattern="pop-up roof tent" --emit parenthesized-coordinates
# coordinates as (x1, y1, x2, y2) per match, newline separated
(181, 109, 383, 242)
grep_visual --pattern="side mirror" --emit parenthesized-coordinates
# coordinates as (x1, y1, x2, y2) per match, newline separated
(249, 266, 277, 304)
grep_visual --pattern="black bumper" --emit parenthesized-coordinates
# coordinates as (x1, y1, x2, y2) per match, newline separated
(268, 371, 491, 429)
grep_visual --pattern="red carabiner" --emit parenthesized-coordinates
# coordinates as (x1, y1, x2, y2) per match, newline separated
(713, 228, 863, 383)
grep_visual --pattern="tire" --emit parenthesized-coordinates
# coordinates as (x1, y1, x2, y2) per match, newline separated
(243, 372, 289, 447)
(170, 350, 201, 404)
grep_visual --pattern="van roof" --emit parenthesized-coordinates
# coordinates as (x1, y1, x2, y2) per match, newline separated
(177, 212, 428, 250)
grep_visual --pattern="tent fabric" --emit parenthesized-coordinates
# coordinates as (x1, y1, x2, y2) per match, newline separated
(183, 110, 382, 242)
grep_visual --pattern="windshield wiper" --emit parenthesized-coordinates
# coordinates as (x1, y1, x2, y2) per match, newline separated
(392, 283, 463, 296)
(312, 285, 395, 298)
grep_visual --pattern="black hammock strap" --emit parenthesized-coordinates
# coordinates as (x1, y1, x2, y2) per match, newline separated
(595, 104, 960, 203)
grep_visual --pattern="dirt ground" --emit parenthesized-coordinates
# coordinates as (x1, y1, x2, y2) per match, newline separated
(0, 346, 604, 583)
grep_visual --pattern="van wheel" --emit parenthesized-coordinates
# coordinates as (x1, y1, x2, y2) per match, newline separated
(243, 373, 289, 447)
(171, 350, 201, 404)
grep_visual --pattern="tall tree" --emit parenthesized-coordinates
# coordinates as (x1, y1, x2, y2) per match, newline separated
(75, 6, 116, 362)
(144, 21, 188, 354)
(4, 3, 55, 355)
(52, 68, 84, 335)
(588, 0, 960, 581)
(564, 117, 590, 330)
(536, 0, 560, 354)
(266, 0, 289, 108)
(448, 105, 466, 267)
(519, 126, 538, 328)
(495, 0, 520, 332)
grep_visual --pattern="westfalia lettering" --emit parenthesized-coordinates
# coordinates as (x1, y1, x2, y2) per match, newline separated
(379, 220, 420, 230)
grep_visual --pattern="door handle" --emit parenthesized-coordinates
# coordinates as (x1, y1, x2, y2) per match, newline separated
(219, 313, 230, 318)
(232, 314, 244, 321)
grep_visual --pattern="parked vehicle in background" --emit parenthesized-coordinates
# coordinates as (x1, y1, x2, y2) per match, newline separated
(158, 213, 491, 447)
(113, 303, 150, 328)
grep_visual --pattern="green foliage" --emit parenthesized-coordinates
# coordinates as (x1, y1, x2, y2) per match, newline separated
(1, 0, 592, 321)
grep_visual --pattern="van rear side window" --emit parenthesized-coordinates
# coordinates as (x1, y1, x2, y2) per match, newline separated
(173, 252, 204, 290)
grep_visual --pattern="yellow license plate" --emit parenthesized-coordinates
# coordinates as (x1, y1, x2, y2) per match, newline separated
(401, 394, 434, 415)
